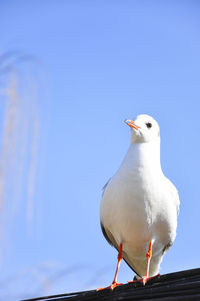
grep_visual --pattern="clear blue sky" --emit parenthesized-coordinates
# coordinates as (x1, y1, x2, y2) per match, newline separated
(0, 1, 200, 300)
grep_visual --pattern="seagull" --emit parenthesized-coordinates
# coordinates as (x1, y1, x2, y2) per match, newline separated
(99, 114, 180, 290)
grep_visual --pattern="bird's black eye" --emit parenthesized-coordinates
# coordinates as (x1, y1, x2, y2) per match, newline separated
(146, 122, 152, 129)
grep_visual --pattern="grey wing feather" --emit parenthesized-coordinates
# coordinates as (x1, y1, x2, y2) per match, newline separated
(100, 222, 118, 249)
(102, 178, 111, 197)
(100, 222, 142, 278)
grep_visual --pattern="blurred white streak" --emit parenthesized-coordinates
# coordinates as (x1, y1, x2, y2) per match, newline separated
(0, 51, 41, 238)
(0, 72, 20, 216)
(27, 118, 39, 228)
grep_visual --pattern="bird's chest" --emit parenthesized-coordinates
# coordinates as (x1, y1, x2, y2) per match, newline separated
(101, 173, 163, 244)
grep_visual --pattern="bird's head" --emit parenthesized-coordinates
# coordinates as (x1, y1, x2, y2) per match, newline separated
(125, 114, 160, 144)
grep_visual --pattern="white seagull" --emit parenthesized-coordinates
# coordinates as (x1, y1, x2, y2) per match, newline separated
(99, 114, 180, 290)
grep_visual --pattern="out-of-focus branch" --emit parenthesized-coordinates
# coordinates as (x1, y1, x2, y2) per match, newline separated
(0, 51, 41, 235)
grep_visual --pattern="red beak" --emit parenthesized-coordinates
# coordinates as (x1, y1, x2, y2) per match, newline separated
(125, 119, 140, 130)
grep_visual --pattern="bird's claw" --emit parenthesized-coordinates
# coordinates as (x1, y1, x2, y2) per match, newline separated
(97, 281, 123, 291)
(128, 273, 160, 286)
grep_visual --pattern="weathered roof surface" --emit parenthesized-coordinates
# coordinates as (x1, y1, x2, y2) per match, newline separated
(22, 267, 200, 301)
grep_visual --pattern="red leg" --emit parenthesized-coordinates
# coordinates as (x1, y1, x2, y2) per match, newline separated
(111, 242, 123, 287)
(97, 243, 123, 291)
(128, 241, 159, 285)
(143, 241, 152, 284)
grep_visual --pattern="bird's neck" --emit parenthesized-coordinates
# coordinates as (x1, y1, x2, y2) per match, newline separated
(119, 140, 162, 176)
